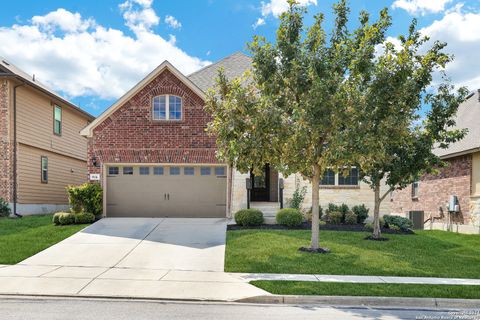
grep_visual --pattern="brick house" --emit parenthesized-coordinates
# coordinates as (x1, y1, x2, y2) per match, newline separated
(81, 52, 391, 221)
(390, 90, 480, 234)
(0, 57, 94, 215)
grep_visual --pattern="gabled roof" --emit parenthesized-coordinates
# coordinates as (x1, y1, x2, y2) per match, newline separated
(80, 60, 205, 137)
(434, 89, 480, 159)
(188, 52, 252, 92)
(0, 57, 94, 120)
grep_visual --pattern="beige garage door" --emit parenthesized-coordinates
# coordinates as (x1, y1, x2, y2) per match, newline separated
(106, 165, 227, 218)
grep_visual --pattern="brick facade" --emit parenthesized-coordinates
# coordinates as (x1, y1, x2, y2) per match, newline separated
(87, 69, 220, 177)
(390, 155, 472, 224)
(0, 80, 11, 202)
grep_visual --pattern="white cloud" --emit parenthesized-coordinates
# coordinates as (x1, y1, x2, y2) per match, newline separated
(253, 18, 265, 29)
(392, 0, 453, 16)
(119, 0, 160, 33)
(420, 9, 480, 89)
(165, 15, 181, 29)
(0, 1, 210, 100)
(32, 8, 95, 33)
(261, 0, 317, 18)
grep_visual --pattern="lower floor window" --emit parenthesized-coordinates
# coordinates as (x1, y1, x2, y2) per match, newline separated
(41, 156, 48, 183)
(338, 167, 359, 186)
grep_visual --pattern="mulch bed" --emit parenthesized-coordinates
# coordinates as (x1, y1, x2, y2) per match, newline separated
(227, 222, 414, 235)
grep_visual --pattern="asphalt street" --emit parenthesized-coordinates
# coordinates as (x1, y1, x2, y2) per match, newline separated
(1, 296, 479, 320)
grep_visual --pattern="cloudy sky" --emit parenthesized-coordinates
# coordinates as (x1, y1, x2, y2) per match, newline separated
(0, 0, 479, 115)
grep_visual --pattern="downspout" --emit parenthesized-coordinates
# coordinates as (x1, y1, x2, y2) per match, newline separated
(12, 82, 24, 218)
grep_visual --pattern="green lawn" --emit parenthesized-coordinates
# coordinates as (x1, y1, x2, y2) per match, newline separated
(0, 215, 89, 264)
(225, 230, 480, 278)
(251, 281, 480, 299)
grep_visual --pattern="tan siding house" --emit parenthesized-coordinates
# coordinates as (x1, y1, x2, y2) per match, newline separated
(0, 57, 94, 215)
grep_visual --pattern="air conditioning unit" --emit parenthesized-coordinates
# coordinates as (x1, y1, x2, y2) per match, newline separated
(448, 195, 459, 213)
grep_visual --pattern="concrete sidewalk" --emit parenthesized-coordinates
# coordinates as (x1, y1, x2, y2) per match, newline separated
(0, 265, 268, 301)
(0, 265, 479, 302)
(235, 273, 480, 285)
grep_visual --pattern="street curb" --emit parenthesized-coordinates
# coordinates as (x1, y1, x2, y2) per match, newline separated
(236, 295, 480, 309)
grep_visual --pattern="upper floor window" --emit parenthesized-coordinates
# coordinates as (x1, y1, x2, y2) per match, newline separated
(152, 95, 182, 121)
(54, 105, 62, 135)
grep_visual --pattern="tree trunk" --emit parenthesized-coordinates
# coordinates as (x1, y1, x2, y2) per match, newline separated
(372, 180, 382, 239)
(311, 164, 321, 249)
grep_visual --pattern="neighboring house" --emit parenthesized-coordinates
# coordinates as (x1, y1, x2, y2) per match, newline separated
(391, 90, 480, 234)
(0, 58, 95, 215)
(81, 52, 390, 220)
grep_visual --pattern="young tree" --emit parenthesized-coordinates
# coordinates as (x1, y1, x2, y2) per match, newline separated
(206, 0, 391, 251)
(345, 21, 468, 239)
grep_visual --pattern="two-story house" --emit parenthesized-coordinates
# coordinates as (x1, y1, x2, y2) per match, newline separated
(0, 58, 95, 215)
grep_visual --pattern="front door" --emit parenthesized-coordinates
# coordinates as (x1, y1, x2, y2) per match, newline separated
(250, 165, 270, 201)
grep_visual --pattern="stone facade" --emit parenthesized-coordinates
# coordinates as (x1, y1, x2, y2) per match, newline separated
(0, 80, 11, 203)
(390, 155, 477, 232)
(231, 169, 391, 218)
(87, 69, 219, 179)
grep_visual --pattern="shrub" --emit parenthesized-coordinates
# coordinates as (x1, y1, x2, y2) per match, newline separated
(276, 208, 303, 227)
(384, 215, 413, 231)
(0, 197, 11, 217)
(344, 211, 357, 225)
(352, 204, 369, 224)
(55, 212, 76, 225)
(327, 211, 342, 225)
(75, 212, 96, 224)
(338, 203, 350, 219)
(67, 183, 103, 217)
(287, 180, 307, 209)
(364, 222, 373, 230)
(235, 209, 264, 226)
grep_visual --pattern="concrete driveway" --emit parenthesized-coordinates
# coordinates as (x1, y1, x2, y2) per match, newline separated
(21, 218, 227, 271)
(0, 218, 268, 301)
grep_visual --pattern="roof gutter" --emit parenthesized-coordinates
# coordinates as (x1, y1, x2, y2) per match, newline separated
(439, 147, 480, 160)
(0, 74, 95, 121)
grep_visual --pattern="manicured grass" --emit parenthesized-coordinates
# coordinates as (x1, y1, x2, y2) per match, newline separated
(225, 230, 480, 278)
(0, 215, 89, 264)
(251, 281, 480, 299)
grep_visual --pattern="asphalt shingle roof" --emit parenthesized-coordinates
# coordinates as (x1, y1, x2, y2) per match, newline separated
(188, 52, 252, 93)
(434, 89, 480, 158)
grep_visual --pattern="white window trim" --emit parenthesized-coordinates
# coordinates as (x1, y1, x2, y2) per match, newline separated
(153, 95, 182, 121)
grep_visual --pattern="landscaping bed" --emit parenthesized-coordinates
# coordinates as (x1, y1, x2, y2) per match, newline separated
(0, 214, 90, 264)
(227, 223, 413, 234)
(251, 281, 480, 299)
(225, 229, 480, 278)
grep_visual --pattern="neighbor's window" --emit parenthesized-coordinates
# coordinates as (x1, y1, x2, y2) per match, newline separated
(108, 166, 119, 175)
(139, 167, 150, 175)
(320, 169, 335, 186)
(54, 105, 62, 135)
(169, 167, 180, 175)
(41, 156, 48, 183)
(153, 167, 164, 175)
(200, 167, 211, 176)
(184, 167, 194, 175)
(412, 181, 419, 198)
(338, 167, 359, 186)
(215, 167, 226, 176)
(153, 95, 182, 120)
(123, 167, 134, 175)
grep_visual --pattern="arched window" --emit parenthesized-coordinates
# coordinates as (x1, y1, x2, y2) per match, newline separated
(152, 95, 182, 120)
